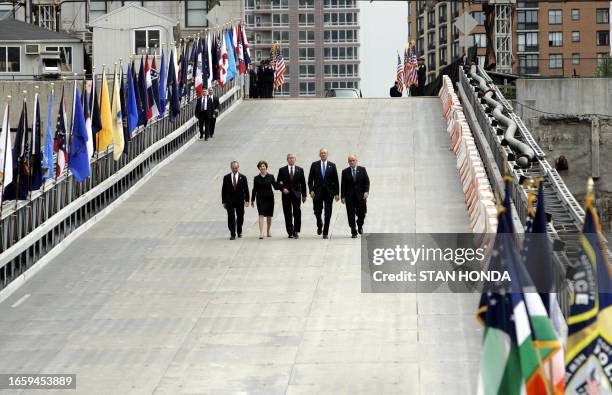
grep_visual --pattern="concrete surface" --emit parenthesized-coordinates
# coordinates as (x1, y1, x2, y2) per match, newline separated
(0, 98, 480, 394)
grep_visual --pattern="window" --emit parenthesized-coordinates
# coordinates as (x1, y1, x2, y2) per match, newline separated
(572, 53, 580, 65)
(272, 31, 289, 43)
(439, 26, 447, 44)
(548, 32, 562, 47)
(477, 55, 485, 68)
(271, 0, 288, 9)
(571, 9, 580, 21)
(325, 81, 358, 90)
(324, 46, 357, 60)
(518, 32, 538, 52)
(299, 0, 315, 9)
(518, 0, 538, 7)
(299, 64, 315, 77)
(35, 5, 57, 31)
(324, 0, 355, 8)
(519, 54, 538, 74)
(439, 46, 447, 66)
(428, 10, 435, 27)
(323, 63, 358, 77)
(474, 33, 486, 48)
(323, 29, 356, 43)
(272, 14, 289, 27)
(438, 3, 446, 23)
(597, 31, 610, 46)
(428, 52, 436, 70)
(417, 16, 424, 34)
(299, 81, 315, 96)
(596, 9, 609, 24)
(299, 13, 315, 26)
(323, 12, 357, 26)
(245, 0, 255, 10)
(47, 46, 73, 72)
(471, 11, 485, 26)
(0, 46, 20, 72)
(299, 30, 315, 43)
(276, 82, 290, 97)
(134, 29, 160, 55)
(0, 4, 12, 18)
(548, 10, 562, 25)
(185, 0, 207, 27)
(451, 42, 458, 59)
(89, 0, 106, 20)
(427, 31, 435, 49)
(549, 54, 563, 69)
(598, 53, 610, 66)
(571, 31, 580, 43)
(299, 47, 315, 60)
(245, 14, 255, 27)
(518, 10, 538, 30)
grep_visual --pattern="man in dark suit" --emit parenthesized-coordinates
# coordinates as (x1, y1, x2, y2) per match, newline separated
(195, 90, 210, 140)
(248, 64, 259, 99)
(222, 161, 250, 240)
(277, 153, 307, 239)
(308, 148, 339, 239)
(206, 87, 220, 138)
(416, 58, 427, 96)
(390, 81, 402, 97)
(341, 155, 370, 238)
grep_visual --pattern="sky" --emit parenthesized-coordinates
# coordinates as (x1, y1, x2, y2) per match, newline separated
(359, 1, 409, 98)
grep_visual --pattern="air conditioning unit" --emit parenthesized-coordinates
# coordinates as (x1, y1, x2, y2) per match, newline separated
(25, 44, 40, 55)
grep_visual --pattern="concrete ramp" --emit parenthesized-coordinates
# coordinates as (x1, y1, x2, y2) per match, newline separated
(0, 98, 480, 394)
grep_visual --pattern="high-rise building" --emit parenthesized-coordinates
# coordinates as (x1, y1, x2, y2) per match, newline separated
(408, 0, 611, 80)
(244, 0, 361, 97)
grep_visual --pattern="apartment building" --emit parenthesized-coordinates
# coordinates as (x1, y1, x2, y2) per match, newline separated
(408, 1, 611, 80)
(244, 0, 360, 97)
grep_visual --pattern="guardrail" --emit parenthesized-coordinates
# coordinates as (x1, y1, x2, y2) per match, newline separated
(0, 77, 244, 293)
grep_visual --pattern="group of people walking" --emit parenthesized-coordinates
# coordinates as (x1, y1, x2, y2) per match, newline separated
(221, 149, 370, 240)
(195, 88, 221, 140)
(248, 61, 276, 99)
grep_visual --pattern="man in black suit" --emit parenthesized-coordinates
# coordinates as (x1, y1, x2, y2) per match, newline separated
(390, 81, 402, 97)
(248, 64, 259, 99)
(277, 153, 307, 239)
(308, 148, 339, 239)
(416, 58, 427, 96)
(222, 161, 250, 240)
(341, 155, 370, 238)
(207, 87, 220, 138)
(195, 90, 210, 140)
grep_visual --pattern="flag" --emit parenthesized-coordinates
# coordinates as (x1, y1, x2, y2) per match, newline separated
(54, 87, 68, 177)
(98, 70, 114, 152)
(151, 55, 161, 118)
(236, 24, 246, 74)
(82, 81, 94, 159)
(240, 24, 251, 67)
(167, 46, 181, 121)
(396, 53, 404, 95)
(158, 49, 167, 118)
(218, 32, 228, 87)
(195, 42, 204, 97)
(42, 91, 54, 180)
(0, 103, 13, 194)
(111, 68, 125, 161)
(207, 33, 214, 88)
(2, 100, 28, 200)
(131, 61, 143, 127)
(90, 74, 102, 153)
(68, 83, 91, 182)
(179, 43, 188, 99)
(273, 52, 286, 91)
(30, 93, 43, 191)
(407, 47, 418, 88)
(226, 29, 237, 82)
(145, 55, 159, 119)
(477, 180, 564, 395)
(565, 183, 612, 393)
(138, 57, 149, 126)
(126, 63, 139, 136)
(119, 66, 129, 156)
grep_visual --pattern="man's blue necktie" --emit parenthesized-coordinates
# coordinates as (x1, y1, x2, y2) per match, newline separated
(322, 161, 326, 179)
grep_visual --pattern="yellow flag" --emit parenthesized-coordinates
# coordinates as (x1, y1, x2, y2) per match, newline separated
(98, 71, 113, 152)
(111, 69, 125, 161)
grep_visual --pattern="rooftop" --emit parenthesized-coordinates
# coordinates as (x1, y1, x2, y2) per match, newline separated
(0, 18, 81, 42)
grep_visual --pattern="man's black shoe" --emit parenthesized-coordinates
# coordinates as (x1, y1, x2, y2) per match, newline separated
(323, 234, 328, 239)
(317, 225, 322, 235)
(205, 137, 209, 141)
(230, 235, 236, 240)
(238, 234, 242, 238)
(293, 233, 299, 239)
(351, 234, 358, 238)
(288, 234, 294, 239)
(358, 226, 363, 235)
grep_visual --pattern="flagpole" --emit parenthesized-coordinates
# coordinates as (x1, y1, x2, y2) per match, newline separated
(14, 91, 27, 213)
(97, 64, 105, 162)
(28, 86, 38, 203)
(0, 97, 10, 221)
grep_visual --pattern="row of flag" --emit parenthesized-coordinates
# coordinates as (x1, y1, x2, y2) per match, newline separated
(270, 43, 286, 92)
(396, 46, 419, 95)
(477, 178, 611, 394)
(0, 22, 253, 203)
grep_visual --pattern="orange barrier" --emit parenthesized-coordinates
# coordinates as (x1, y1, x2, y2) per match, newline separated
(439, 76, 496, 246)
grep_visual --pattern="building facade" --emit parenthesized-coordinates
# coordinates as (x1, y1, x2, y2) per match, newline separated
(244, 0, 360, 98)
(408, 0, 611, 81)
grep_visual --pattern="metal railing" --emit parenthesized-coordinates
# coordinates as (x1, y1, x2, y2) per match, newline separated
(0, 77, 244, 292)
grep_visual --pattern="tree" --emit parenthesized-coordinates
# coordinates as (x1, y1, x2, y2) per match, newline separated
(594, 55, 612, 77)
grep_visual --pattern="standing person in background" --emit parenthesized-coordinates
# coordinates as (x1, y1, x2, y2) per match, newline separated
(390, 81, 402, 97)
(256, 62, 266, 99)
(251, 160, 277, 239)
(249, 65, 259, 99)
(195, 90, 209, 140)
(308, 148, 339, 239)
(417, 58, 427, 96)
(222, 161, 250, 240)
(276, 153, 307, 239)
(341, 155, 370, 238)
(206, 87, 220, 138)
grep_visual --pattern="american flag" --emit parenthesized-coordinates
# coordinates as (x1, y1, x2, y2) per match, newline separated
(396, 53, 404, 94)
(406, 47, 419, 88)
(273, 53, 286, 91)
(53, 87, 68, 178)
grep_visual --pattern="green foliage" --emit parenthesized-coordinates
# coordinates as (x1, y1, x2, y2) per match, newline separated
(594, 55, 612, 78)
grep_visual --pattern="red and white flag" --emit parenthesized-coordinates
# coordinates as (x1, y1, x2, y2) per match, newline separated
(145, 55, 159, 119)
(195, 47, 204, 97)
(396, 53, 404, 94)
(218, 32, 228, 87)
(236, 25, 246, 74)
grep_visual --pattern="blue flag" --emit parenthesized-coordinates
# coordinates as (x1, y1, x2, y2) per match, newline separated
(42, 91, 55, 180)
(226, 30, 237, 82)
(158, 50, 167, 118)
(68, 84, 91, 182)
(138, 57, 149, 126)
(126, 64, 139, 136)
(167, 48, 181, 121)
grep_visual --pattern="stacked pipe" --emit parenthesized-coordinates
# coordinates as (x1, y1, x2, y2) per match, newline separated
(439, 75, 497, 247)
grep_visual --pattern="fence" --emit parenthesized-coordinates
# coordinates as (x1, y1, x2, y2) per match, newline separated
(0, 76, 244, 293)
